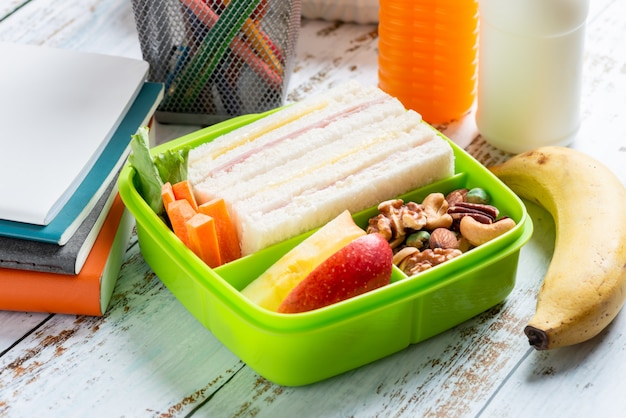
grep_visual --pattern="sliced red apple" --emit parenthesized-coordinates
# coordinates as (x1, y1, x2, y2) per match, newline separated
(241, 210, 366, 311)
(277, 233, 393, 314)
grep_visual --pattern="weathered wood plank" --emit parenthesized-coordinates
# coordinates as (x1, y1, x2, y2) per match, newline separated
(0, 1, 27, 20)
(478, 310, 626, 418)
(0, 0, 141, 57)
(576, 0, 626, 184)
(0, 312, 50, 354)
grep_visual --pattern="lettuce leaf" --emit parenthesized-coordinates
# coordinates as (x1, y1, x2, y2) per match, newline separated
(154, 147, 188, 186)
(128, 126, 189, 219)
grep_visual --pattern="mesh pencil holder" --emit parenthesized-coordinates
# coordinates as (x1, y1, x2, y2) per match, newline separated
(131, 0, 301, 125)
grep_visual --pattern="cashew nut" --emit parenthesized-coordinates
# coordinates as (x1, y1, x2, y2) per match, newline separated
(460, 216, 516, 247)
(393, 246, 419, 266)
(422, 192, 453, 229)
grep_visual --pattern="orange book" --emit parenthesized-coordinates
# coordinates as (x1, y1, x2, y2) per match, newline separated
(0, 194, 133, 316)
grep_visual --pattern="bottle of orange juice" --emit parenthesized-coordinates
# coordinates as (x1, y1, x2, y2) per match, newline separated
(378, 0, 479, 124)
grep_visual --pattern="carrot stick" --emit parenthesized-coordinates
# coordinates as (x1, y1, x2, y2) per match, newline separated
(198, 198, 241, 263)
(165, 199, 197, 248)
(186, 213, 222, 268)
(172, 179, 199, 211)
(161, 182, 176, 211)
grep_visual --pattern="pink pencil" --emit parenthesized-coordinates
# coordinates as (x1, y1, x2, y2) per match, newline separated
(180, 0, 282, 89)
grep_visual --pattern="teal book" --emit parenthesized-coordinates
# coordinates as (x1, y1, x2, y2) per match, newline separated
(0, 169, 119, 274)
(0, 81, 163, 245)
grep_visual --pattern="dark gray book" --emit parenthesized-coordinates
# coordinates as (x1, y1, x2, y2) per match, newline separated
(0, 171, 119, 275)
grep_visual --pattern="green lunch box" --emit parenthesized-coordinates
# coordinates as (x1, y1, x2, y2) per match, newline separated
(118, 111, 533, 386)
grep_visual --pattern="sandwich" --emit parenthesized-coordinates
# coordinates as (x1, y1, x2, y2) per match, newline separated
(188, 81, 454, 256)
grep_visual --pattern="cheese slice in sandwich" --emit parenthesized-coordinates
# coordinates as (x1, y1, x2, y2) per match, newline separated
(189, 81, 455, 256)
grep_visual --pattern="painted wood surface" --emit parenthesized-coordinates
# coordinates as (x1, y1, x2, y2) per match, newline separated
(1, 0, 625, 416)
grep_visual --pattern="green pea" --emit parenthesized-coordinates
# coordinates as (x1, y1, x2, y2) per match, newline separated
(466, 188, 491, 204)
(406, 230, 430, 249)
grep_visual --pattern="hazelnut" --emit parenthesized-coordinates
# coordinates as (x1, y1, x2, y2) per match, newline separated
(429, 228, 459, 250)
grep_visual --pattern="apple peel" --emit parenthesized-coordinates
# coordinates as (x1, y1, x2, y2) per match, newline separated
(241, 210, 366, 311)
(278, 233, 393, 314)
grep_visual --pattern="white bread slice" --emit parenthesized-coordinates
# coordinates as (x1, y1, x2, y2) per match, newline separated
(188, 81, 391, 186)
(207, 106, 430, 213)
(237, 129, 453, 254)
(188, 81, 455, 256)
(195, 97, 407, 197)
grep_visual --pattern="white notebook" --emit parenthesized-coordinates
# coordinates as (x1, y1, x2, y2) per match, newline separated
(0, 41, 148, 225)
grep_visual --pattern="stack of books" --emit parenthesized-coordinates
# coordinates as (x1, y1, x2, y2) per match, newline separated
(0, 42, 163, 316)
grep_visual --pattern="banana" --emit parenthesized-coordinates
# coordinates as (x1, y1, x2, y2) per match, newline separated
(489, 146, 626, 350)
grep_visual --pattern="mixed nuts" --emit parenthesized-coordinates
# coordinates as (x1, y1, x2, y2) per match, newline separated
(367, 188, 516, 276)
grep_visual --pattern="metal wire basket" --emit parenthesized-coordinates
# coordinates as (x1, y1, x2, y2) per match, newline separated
(131, 0, 301, 125)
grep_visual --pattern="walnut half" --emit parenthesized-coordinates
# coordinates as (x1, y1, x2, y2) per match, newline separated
(367, 199, 427, 249)
(397, 248, 463, 276)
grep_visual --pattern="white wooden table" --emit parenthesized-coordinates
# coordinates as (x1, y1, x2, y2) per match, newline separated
(1, 1, 625, 417)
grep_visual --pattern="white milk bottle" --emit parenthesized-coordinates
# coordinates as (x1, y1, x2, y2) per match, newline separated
(476, 0, 590, 154)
